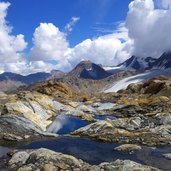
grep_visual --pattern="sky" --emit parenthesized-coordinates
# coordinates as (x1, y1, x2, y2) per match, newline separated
(0, 0, 171, 75)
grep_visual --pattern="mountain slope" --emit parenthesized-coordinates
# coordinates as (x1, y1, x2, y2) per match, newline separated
(117, 56, 156, 70)
(150, 52, 171, 69)
(68, 60, 112, 80)
(0, 72, 51, 85)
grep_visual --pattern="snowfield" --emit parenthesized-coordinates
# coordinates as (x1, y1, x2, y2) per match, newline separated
(104, 68, 171, 93)
(102, 66, 124, 74)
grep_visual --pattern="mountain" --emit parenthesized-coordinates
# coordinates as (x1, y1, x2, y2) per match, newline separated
(117, 56, 156, 70)
(0, 72, 51, 85)
(50, 70, 65, 78)
(107, 52, 171, 71)
(67, 60, 112, 80)
(150, 52, 171, 69)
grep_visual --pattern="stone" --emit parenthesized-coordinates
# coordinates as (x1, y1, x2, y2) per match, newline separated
(114, 144, 142, 153)
(3, 133, 23, 141)
(9, 151, 30, 165)
(43, 164, 58, 171)
(105, 159, 161, 171)
(68, 101, 80, 108)
(65, 110, 95, 122)
(112, 117, 142, 131)
(17, 166, 33, 171)
(76, 105, 95, 113)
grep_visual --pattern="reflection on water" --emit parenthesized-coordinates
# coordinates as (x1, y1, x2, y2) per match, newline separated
(0, 146, 10, 158)
(47, 116, 89, 135)
(94, 115, 116, 120)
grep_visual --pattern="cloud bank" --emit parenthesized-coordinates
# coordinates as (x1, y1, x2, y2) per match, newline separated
(126, 0, 171, 57)
(0, 0, 171, 74)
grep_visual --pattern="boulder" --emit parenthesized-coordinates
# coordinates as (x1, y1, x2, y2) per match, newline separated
(1, 91, 61, 131)
(114, 144, 142, 153)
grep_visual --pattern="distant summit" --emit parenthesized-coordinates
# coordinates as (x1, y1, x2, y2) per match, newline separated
(50, 70, 65, 78)
(0, 72, 51, 85)
(151, 52, 171, 69)
(67, 60, 112, 80)
(117, 56, 156, 70)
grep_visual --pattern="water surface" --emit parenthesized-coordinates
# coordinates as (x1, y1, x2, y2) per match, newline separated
(18, 136, 171, 171)
(94, 115, 116, 120)
(0, 146, 10, 158)
(48, 116, 89, 135)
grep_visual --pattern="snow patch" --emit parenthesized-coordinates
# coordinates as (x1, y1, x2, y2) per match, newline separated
(104, 68, 171, 93)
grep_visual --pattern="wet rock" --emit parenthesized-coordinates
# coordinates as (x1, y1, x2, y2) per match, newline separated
(114, 144, 142, 153)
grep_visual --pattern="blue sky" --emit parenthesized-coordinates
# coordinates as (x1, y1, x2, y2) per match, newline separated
(4, 0, 132, 48)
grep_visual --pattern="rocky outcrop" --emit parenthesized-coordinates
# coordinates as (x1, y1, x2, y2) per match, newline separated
(1, 91, 61, 131)
(124, 76, 171, 99)
(4, 148, 161, 171)
(72, 119, 171, 146)
(29, 80, 84, 101)
(0, 91, 69, 142)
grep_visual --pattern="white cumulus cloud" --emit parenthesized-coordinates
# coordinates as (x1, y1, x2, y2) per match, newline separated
(67, 31, 130, 68)
(125, 0, 171, 58)
(30, 23, 69, 61)
(0, 2, 27, 63)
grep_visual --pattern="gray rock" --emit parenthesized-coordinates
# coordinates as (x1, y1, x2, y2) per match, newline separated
(9, 151, 30, 165)
(114, 144, 142, 153)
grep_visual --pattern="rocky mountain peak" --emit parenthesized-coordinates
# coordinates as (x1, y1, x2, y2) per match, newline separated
(68, 60, 112, 80)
